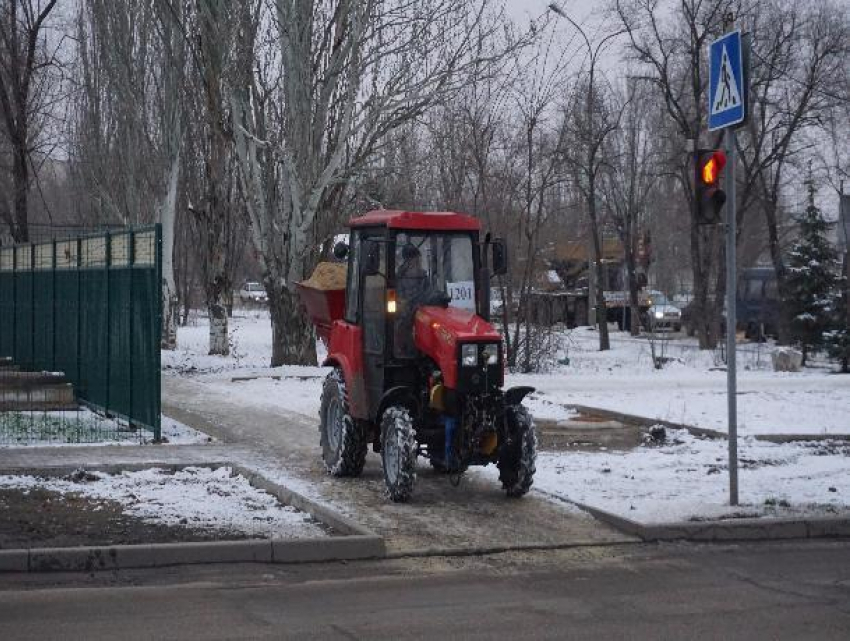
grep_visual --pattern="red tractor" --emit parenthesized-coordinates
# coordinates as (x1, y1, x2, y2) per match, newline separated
(298, 210, 536, 502)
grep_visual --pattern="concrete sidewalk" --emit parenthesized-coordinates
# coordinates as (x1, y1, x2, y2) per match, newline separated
(159, 375, 635, 554)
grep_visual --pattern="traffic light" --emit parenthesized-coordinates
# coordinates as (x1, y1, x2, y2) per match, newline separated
(695, 149, 727, 225)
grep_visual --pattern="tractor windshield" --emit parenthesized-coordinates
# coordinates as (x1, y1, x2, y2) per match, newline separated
(393, 232, 476, 357)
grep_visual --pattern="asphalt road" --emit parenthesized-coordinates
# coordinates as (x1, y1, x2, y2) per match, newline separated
(2, 540, 849, 640)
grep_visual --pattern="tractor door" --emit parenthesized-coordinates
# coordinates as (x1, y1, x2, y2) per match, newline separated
(358, 230, 387, 420)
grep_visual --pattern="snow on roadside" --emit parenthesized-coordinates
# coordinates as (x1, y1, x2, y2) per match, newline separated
(524, 394, 577, 422)
(160, 416, 214, 445)
(486, 429, 850, 524)
(0, 466, 327, 539)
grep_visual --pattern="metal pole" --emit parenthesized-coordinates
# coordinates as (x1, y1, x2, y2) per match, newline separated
(726, 128, 738, 506)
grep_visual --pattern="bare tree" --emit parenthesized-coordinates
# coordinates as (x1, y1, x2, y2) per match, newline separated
(603, 77, 658, 335)
(615, 0, 735, 349)
(233, 0, 524, 366)
(0, 0, 59, 242)
(552, 3, 624, 351)
(192, 0, 238, 355)
(156, 1, 187, 349)
(736, 0, 849, 343)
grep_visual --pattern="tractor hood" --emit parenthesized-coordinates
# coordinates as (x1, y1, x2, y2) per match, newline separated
(414, 306, 501, 347)
(413, 306, 502, 389)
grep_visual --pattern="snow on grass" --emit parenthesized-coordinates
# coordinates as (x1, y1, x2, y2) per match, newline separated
(162, 310, 329, 374)
(163, 313, 328, 418)
(0, 411, 212, 448)
(508, 329, 850, 436)
(166, 315, 850, 435)
(479, 429, 850, 524)
(0, 466, 328, 539)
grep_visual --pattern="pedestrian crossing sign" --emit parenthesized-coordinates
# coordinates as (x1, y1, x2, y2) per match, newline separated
(708, 30, 746, 131)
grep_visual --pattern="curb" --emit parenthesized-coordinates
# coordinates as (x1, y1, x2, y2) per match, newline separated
(0, 536, 385, 573)
(537, 490, 850, 543)
(0, 462, 386, 573)
(565, 404, 850, 443)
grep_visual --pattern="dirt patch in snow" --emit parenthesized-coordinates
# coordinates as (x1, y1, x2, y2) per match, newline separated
(0, 487, 238, 549)
(0, 467, 332, 548)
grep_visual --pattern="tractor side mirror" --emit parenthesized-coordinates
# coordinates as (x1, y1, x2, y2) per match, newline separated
(491, 239, 508, 276)
(333, 241, 349, 260)
(363, 240, 380, 276)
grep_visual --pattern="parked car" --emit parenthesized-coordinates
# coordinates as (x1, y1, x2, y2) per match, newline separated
(238, 281, 268, 305)
(642, 290, 682, 332)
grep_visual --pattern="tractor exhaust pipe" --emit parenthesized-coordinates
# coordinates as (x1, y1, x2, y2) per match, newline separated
(479, 233, 492, 322)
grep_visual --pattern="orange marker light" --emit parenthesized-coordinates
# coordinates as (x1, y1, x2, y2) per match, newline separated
(387, 289, 397, 314)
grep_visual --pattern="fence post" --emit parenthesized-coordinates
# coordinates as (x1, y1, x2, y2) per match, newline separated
(76, 236, 82, 387)
(104, 231, 111, 413)
(128, 229, 135, 432)
(11, 243, 16, 364)
(154, 224, 162, 441)
(51, 239, 57, 372)
(29, 243, 35, 369)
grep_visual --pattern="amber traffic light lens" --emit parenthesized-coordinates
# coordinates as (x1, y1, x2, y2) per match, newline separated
(701, 151, 726, 185)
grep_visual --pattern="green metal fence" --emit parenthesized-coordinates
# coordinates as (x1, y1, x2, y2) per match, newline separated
(0, 225, 162, 441)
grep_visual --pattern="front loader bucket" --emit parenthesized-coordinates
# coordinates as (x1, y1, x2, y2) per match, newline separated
(296, 262, 347, 343)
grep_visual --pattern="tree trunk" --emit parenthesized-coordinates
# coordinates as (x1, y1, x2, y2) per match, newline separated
(764, 199, 792, 344)
(160, 143, 181, 350)
(623, 224, 640, 336)
(588, 200, 610, 351)
(208, 295, 229, 355)
(205, 240, 229, 356)
(268, 283, 315, 367)
(11, 140, 29, 243)
(711, 228, 726, 348)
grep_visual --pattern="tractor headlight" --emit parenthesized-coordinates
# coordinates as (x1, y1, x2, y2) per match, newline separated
(461, 344, 478, 367)
(483, 343, 499, 365)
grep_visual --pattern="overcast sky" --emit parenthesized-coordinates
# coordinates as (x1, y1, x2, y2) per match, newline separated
(505, 0, 599, 24)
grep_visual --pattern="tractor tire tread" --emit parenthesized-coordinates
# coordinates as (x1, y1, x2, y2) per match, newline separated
(319, 369, 368, 477)
(381, 406, 417, 502)
(498, 405, 537, 498)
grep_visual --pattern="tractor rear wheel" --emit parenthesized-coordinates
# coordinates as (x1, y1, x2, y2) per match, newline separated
(319, 369, 368, 477)
(498, 405, 537, 498)
(381, 406, 417, 502)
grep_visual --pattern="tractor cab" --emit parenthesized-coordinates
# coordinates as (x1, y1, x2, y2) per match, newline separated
(298, 210, 535, 502)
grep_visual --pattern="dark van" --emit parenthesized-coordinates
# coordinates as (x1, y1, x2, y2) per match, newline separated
(737, 267, 779, 339)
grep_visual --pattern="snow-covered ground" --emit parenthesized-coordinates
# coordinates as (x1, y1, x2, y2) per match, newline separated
(0, 466, 327, 539)
(479, 429, 850, 524)
(509, 329, 850, 436)
(165, 315, 850, 524)
(167, 314, 850, 436)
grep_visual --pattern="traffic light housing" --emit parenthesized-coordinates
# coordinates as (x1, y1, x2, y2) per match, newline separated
(695, 149, 727, 225)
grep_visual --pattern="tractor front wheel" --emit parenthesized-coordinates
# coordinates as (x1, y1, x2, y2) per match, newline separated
(498, 405, 537, 498)
(319, 369, 368, 477)
(381, 406, 417, 502)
